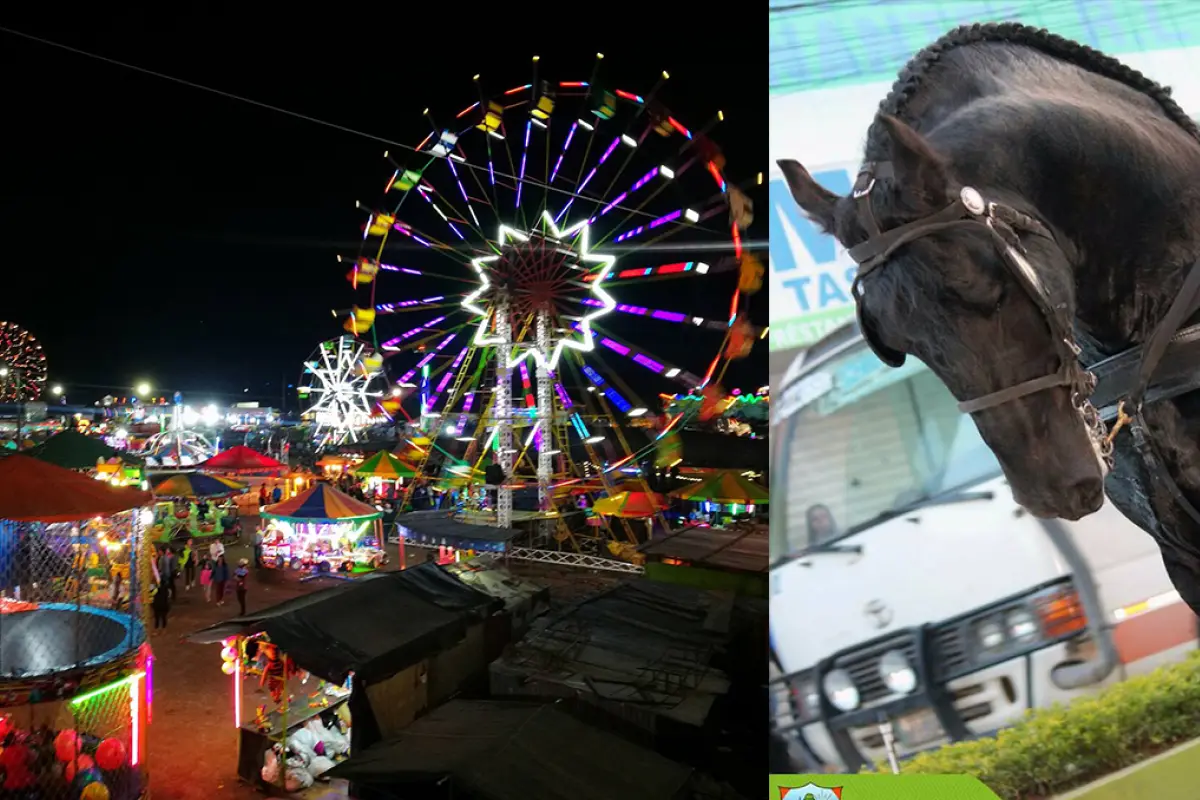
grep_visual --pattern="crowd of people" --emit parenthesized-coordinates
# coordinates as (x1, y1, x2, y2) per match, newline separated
(150, 536, 252, 632)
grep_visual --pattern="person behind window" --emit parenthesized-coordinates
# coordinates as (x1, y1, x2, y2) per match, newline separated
(805, 503, 839, 543)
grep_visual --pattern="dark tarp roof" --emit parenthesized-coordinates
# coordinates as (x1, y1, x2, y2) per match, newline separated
(326, 700, 693, 800)
(395, 510, 521, 543)
(188, 563, 500, 684)
(490, 579, 767, 728)
(28, 430, 144, 470)
(642, 525, 769, 573)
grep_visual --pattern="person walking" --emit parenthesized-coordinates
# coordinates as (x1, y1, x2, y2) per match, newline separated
(258, 483, 269, 509)
(151, 580, 170, 633)
(200, 556, 214, 602)
(271, 483, 283, 504)
(212, 553, 230, 606)
(209, 537, 225, 562)
(234, 558, 249, 615)
(180, 539, 195, 590)
(253, 527, 264, 568)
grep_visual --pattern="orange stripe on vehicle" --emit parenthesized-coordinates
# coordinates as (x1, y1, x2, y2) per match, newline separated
(1112, 601, 1197, 664)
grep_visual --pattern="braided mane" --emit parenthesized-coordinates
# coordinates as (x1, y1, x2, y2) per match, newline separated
(867, 22, 1200, 153)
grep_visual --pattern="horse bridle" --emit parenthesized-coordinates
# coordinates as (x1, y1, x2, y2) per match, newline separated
(846, 161, 1105, 432)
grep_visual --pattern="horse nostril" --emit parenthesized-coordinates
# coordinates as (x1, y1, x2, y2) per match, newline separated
(1069, 478, 1104, 515)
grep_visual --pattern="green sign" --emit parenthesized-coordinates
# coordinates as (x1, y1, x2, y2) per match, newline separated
(770, 774, 1001, 799)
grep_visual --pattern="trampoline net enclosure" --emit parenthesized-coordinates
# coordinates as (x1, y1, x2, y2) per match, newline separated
(0, 510, 150, 800)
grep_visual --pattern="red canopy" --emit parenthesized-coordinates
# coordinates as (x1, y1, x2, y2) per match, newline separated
(199, 445, 285, 473)
(0, 454, 153, 522)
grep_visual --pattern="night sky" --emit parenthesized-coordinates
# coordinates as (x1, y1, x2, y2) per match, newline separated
(0, 12, 766, 411)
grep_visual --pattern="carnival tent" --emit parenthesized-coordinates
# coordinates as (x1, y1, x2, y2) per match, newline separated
(0, 455, 152, 522)
(352, 450, 417, 480)
(262, 483, 381, 522)
(150, 472, 249, 500)
(593, 484, 666, 519)
(27, 430, 143, 471)
(669, 471, 769, 505)
(199, 445, 285, 474)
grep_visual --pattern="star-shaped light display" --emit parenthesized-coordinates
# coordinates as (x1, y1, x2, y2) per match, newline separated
(462, 210, 617, 371)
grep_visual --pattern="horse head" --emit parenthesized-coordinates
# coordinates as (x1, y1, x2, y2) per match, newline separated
(778, 113, 1105, 521)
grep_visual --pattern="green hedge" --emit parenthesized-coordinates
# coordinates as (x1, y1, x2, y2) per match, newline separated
(883, 650, 1200, 799)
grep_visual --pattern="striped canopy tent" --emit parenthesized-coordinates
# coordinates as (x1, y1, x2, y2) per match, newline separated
(262, 483, 382, 523)
(199, 445, 285, 475)
(352, 451, 418, 480)
(593, 485, 667, 519)
(669, 471, 769, 505)
(150, 472, 249, 500)
(0, 455, 152, 522)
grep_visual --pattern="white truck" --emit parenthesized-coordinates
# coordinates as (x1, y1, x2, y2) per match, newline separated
(769, 321, 1199, 772)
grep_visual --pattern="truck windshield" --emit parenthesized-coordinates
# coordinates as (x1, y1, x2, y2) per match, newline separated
(772, 343, 1002, 558)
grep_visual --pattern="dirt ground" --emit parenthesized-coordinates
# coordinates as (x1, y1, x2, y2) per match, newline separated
(143, 529, 622, 799)
(145, 527, 436, 800)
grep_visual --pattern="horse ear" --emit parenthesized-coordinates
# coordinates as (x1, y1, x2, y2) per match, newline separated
(876, 114, 948, 208)
(777, 159, 840, 235)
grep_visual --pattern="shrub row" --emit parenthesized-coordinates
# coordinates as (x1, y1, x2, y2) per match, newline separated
(884, 650, 1200, 798)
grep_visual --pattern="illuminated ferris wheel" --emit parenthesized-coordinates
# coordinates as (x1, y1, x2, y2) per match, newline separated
(339, 55, 763, 529)
(0, 322, 47, 403)
(298, 336, 386, 447)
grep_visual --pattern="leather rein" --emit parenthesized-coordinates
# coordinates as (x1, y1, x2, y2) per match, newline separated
(848, 159, 1200, 537)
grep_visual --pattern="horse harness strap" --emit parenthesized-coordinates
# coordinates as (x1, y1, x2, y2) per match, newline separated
(850, 159, 1200, 543)
(847, 161, 1090, 418)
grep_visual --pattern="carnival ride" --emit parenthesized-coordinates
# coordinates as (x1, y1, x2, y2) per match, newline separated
(137, 393, 216, 467)
(333, 56, 765, 567)
(260, 484, 387, 577)
(0, 455, 153, 800)
(0, 322, 47, 403)
(297, 337, 386, 447)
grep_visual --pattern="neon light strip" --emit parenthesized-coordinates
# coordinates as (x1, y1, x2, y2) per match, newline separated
(234, 658, 242, 729)
(131, 672, 141, 766)
(612, 209, 682, 244)
(441, 158, 479, 227)
(519, 362, 535, 407)
(585, 261, 711, 282)
(380, 316, 448, 350)
(70, 671, 145, 706)
(554, 382, 573, 409)
(588, 167, 659, 225)
(416, 185, 466, 241)
(551, 121, 578, 183)
(667, 117, 692, 139)
(397, 335, 459, 383)
(614, 89, 645, 104)
(578, 298, 690, 324)
(558, 81, 589, 88)
(389, 223, 433, 249)
(146, 654, 154, 724)
(456, 101, 479, 118)
(555, 137, 622, 224)
(376, 295, 447, 313)
(516, 121, 531, 209)
(505, 84, 532, 95)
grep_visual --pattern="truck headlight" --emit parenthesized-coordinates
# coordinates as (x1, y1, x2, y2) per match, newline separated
(977, 618, 1005, 650)
(822, 668, 859, 711)
(1006, 607, 1040, 641)
(879, 649, 917, 694)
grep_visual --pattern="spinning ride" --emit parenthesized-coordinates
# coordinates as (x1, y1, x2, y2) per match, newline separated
(340, 55, 763, 544)
(138, 393, 215, 467)
(0, 456, 153, 800)
(298, 337, 386, 447)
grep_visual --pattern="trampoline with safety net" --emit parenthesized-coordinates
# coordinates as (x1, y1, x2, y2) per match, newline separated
(0, 454, 154, 800)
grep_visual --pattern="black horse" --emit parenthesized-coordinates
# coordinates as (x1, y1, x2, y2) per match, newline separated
(779, 23, 1200, 615)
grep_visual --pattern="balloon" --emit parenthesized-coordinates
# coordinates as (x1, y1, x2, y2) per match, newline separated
(65, 754, 95, 782)
(94, 738, 126, 771)
(81, 781, 111, 800)
(54, 729, 80, 762)
(221, 661, 236, 675)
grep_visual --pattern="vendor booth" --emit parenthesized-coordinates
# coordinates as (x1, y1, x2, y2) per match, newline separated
(28, 430, 146, 487)
(260, 484, 386, 576)
(188, 565, 500, 795)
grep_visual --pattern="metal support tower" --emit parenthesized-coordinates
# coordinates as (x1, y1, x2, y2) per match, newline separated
(494, 297, 514, 529)
(535, 310, 553, 512)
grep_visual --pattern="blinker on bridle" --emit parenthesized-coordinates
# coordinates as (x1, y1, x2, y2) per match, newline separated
(846, 161, 1097, 417)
